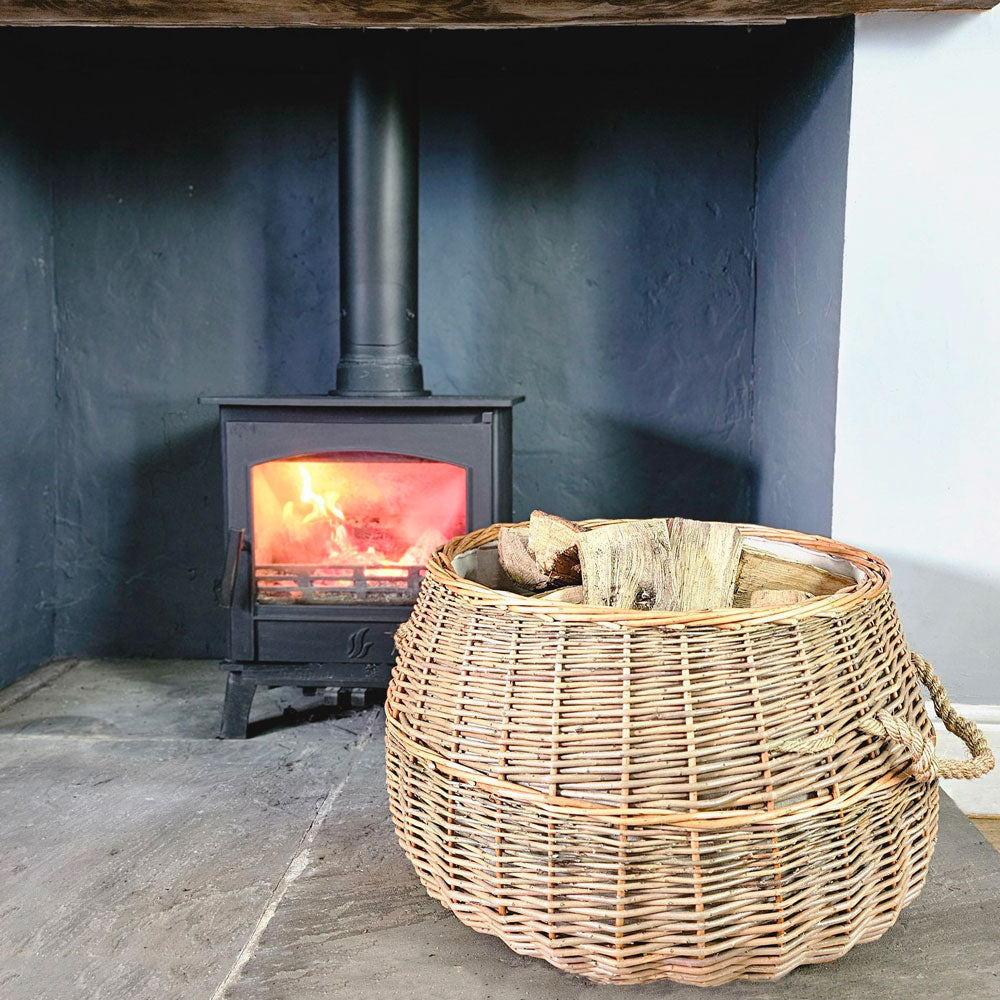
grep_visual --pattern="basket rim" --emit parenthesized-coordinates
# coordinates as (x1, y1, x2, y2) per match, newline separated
(428, 519, 891, 630)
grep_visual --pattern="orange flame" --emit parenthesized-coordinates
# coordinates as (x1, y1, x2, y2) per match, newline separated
(251, 453, 467, 572)
(297, 465, 345, 524)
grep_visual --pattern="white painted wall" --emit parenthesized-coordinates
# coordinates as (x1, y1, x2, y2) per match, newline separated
(835, 11, 1000, 707)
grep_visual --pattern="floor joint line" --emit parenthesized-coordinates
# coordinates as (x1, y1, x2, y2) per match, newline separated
(209, 708, 379, 1000)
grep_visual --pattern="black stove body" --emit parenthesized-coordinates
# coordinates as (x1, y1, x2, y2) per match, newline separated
(209, 395, 515, 738)
(205, 37, 520, 737)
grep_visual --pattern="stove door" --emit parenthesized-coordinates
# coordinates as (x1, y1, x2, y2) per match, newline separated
(250, 452, 467, 607)
(219, 405, 507, 664)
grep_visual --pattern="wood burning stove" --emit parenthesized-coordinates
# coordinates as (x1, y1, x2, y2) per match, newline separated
(205, 37, 520, 736)
(207, 396, 515, 737)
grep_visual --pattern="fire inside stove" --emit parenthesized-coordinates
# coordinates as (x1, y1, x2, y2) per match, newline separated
(251, 452, 467, 605)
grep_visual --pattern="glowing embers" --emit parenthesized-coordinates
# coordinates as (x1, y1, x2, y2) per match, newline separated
(251, 453, 467, 604)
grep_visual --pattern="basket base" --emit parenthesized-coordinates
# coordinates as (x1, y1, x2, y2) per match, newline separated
(387, 731, 939, 987)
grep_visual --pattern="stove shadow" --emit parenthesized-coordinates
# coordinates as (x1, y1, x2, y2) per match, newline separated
(515, 417, 758, 526)
(56, 417, 227, 663)
(245, 688, 386, 740)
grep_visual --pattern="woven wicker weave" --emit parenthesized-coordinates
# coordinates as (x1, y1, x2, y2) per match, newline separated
(385, 521, 993, 986)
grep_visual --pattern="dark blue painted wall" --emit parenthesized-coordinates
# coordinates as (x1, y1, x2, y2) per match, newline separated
(418, 32, 757, 524)
(0, 24, 850, 673)
(48, 53, 341, 659)
(0, 97, 57, 687)
(753, 18, 854, 535)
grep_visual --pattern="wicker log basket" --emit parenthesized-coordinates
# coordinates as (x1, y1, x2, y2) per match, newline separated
(385, 520, 994, 987)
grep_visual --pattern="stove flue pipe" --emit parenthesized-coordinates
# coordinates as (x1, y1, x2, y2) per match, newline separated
(334, 35, 426, 397)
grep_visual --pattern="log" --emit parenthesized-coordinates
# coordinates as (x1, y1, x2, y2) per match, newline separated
(734, 547, 853, 607)
(496, 525, 548, 592)
(749, 589, 812, 607)
(577, 520, 677, 611)
(526, 510, 582, 585)
(668, 518, 743, 612)
(530, 585, 585, 604)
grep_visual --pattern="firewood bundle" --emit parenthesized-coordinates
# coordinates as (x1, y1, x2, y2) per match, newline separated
(497, 512, 853, 611)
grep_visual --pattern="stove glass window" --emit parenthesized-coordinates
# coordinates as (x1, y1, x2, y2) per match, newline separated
(250, 452, 467, 605)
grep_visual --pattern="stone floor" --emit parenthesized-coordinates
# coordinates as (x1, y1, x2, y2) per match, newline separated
(1, 659, 998, 1000)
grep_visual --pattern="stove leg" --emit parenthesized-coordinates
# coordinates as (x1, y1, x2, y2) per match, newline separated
(220, 671, 256, 739)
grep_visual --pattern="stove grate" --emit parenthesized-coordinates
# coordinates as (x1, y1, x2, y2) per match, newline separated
(255, 564, 425, 605)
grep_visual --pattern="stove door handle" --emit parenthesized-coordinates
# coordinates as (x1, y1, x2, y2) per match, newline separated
(220, 528, 246, 609)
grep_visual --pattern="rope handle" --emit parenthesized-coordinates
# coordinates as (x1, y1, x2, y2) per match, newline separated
(771, 651, 995, 782)
(871, 651, 994, 781)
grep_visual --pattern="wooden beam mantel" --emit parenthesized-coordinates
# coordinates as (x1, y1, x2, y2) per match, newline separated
(0, 0, 995, 28)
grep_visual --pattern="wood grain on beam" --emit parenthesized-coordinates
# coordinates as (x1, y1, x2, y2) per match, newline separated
(0, 0, 995, 28)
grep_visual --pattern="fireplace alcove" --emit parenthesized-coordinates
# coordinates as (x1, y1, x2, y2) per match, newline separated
(0, 22, 852, 714)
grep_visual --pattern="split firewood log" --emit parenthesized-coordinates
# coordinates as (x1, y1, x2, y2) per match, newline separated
(500, 511, 852, 613)
(668, 518, 743, 612)
(733, 547, 853, 607)
(749, 589, 812, 607)
(497, 525, 549, 592)
(526, 510, 583, 586)
(577, 519, 677, 611)
(529, 585, 585, 604)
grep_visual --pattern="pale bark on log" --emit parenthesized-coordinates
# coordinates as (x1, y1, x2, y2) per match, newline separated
(749, 588, 812, 607)
(734, 547, 853, 607)
(577, 519, 677, 611)
(497, 525, 548, 592)
(527, 510, 582, 585)
(668, 518, 743, 612)
(530, 585, 585, 604)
